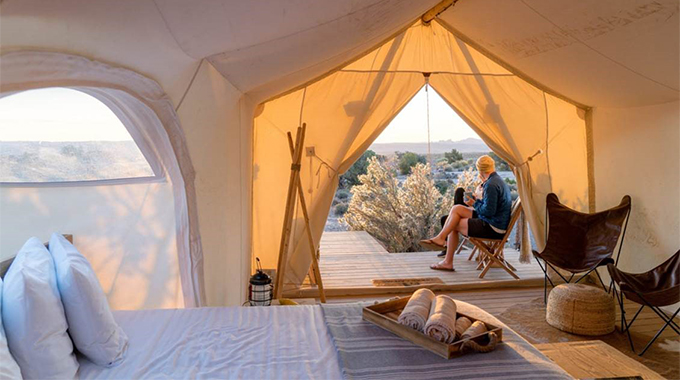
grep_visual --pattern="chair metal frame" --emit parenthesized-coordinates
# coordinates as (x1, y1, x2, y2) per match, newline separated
(612, 285, 680, 356)
(534, 194, 631, 303)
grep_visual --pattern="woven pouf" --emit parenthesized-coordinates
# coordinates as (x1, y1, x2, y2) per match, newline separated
(546, 283, 615, 335)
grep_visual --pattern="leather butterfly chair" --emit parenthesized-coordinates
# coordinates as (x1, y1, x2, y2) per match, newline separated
(533, 193, 631, 302)
(607, 251, 680, 356)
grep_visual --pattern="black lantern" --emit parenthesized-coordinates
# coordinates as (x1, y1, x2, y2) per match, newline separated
(249, 258, 273, 306)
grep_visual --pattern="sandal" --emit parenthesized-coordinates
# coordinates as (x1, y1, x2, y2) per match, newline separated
(420, 239, 446, 252)
(430, 261, 455, 272)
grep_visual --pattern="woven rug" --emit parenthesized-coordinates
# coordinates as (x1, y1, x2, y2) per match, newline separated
(372, 277, 444, 287)
(497, 297, 679, 380)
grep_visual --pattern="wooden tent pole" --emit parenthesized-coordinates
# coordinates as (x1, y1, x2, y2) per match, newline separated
(274, 125, 304, 299)
(422, 0, 456, 24)
(286, 132, 327, 303)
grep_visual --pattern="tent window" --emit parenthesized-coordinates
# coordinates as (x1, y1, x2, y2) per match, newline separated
(0, 87, 158, 184)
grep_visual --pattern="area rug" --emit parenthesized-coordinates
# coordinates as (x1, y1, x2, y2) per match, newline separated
(497, 297, 679, 380)
(372, 277, 445, 287)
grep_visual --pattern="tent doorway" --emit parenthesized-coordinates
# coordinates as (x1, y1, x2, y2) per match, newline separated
(305, 84, 535, 298)
(253, 20, 590, 298)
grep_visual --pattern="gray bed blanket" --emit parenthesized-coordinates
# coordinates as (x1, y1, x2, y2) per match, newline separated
(320, 302, 572, 380)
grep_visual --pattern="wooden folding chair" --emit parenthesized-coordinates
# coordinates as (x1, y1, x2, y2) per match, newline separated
(467, 199, 522, 279)
(451, 237, 478, 261)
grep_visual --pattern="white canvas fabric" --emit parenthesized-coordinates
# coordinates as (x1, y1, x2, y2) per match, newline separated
(49, 233, 129, 367)
(0, 51, 205, 309)
(0, 277, 23, 380)
(1, 237, 79, 380)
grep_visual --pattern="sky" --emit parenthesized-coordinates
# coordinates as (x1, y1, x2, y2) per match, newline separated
(373, 85, 479, 144)
(0, 87, 132, 142)
(0, 85, 480, 144)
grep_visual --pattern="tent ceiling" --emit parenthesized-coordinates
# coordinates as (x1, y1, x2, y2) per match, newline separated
(154, 0, 431, 59)
(0, 0, 198, 105)
(438, 0, 679, 107)
(1, 0, 677, 106)
(201, 0, 439, 98)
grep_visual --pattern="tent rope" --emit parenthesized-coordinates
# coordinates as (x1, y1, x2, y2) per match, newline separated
(424, 73, 433, 173)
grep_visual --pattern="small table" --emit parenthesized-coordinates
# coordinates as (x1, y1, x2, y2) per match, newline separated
(537, 340, 663, 380)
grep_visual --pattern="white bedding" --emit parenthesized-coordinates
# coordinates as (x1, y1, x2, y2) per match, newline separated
(78, 305, 343, 380)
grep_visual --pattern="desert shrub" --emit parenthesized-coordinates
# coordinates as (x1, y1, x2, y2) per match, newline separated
(342, 157, 452, 252)
(335, 189, 351, 200)
(455, 167, 482, 192)
(334, 202, 348, 216)
(397, 152, 426, 175)
(339, 150, 376, 188)
(444, 148, 463, 163)
(433, 171, 448, 180)
(434, 180, 449, 195)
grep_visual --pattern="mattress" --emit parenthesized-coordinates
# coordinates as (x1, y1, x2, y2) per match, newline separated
(78, 305, 343, 380)
(79, 302, 570, 380)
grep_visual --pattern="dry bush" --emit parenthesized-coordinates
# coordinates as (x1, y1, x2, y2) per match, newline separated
(455, 167, 482, 192)
(342, 157, 466, 253)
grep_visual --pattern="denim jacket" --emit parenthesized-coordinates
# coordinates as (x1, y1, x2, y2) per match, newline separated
(473, 172, 512, 231)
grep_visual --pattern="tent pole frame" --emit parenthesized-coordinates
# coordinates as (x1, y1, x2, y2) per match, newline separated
(274, 123, 327, 302)
(422, 0, 457, 25)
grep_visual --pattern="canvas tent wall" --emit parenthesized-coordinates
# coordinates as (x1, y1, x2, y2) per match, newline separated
(1, 0, 677, 307)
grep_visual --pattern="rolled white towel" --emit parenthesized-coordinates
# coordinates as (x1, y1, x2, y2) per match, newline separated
(424, 295, 457, 344)
(398, 288, 435, 331)
(455, 316, 472, 340)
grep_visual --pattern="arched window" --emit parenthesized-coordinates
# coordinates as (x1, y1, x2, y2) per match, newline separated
(0, 87, 160, 184)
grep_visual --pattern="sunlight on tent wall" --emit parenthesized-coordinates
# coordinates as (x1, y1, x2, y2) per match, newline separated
(0, 88, 182, 309)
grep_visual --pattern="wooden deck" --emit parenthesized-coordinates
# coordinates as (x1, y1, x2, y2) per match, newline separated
(287, 231, 545, 298)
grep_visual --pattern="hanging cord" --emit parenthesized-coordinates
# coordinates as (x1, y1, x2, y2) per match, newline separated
(424, 73, 433, 173)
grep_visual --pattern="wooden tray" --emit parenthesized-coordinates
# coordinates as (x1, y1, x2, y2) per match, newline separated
(362, 295, 503, 359)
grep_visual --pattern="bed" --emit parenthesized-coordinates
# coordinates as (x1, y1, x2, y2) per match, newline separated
(76, 302, 572, 380)
(1, 248, 571, 379)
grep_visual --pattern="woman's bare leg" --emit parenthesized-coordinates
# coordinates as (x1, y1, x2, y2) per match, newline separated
(430, 205, 473, 246)
(434, 219, 469, 269)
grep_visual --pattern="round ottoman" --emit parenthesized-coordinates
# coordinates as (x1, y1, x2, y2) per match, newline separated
(546, 283, 615, 335)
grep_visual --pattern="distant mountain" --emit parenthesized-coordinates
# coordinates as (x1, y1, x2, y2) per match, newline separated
(369, 138, 489, 155)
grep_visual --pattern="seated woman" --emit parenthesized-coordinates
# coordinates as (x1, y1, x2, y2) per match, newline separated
(421, 155, 512, 271)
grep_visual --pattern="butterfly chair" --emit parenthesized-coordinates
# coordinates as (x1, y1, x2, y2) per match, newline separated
(467, 198, 523, 279)
(607, 251, 680, 356)
(533, 193, 631, 303)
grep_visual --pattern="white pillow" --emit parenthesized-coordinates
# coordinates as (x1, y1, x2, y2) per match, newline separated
(0, 277, 22, 380)
(49, 233, 128, 367)
(2, 237, 79, 380)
